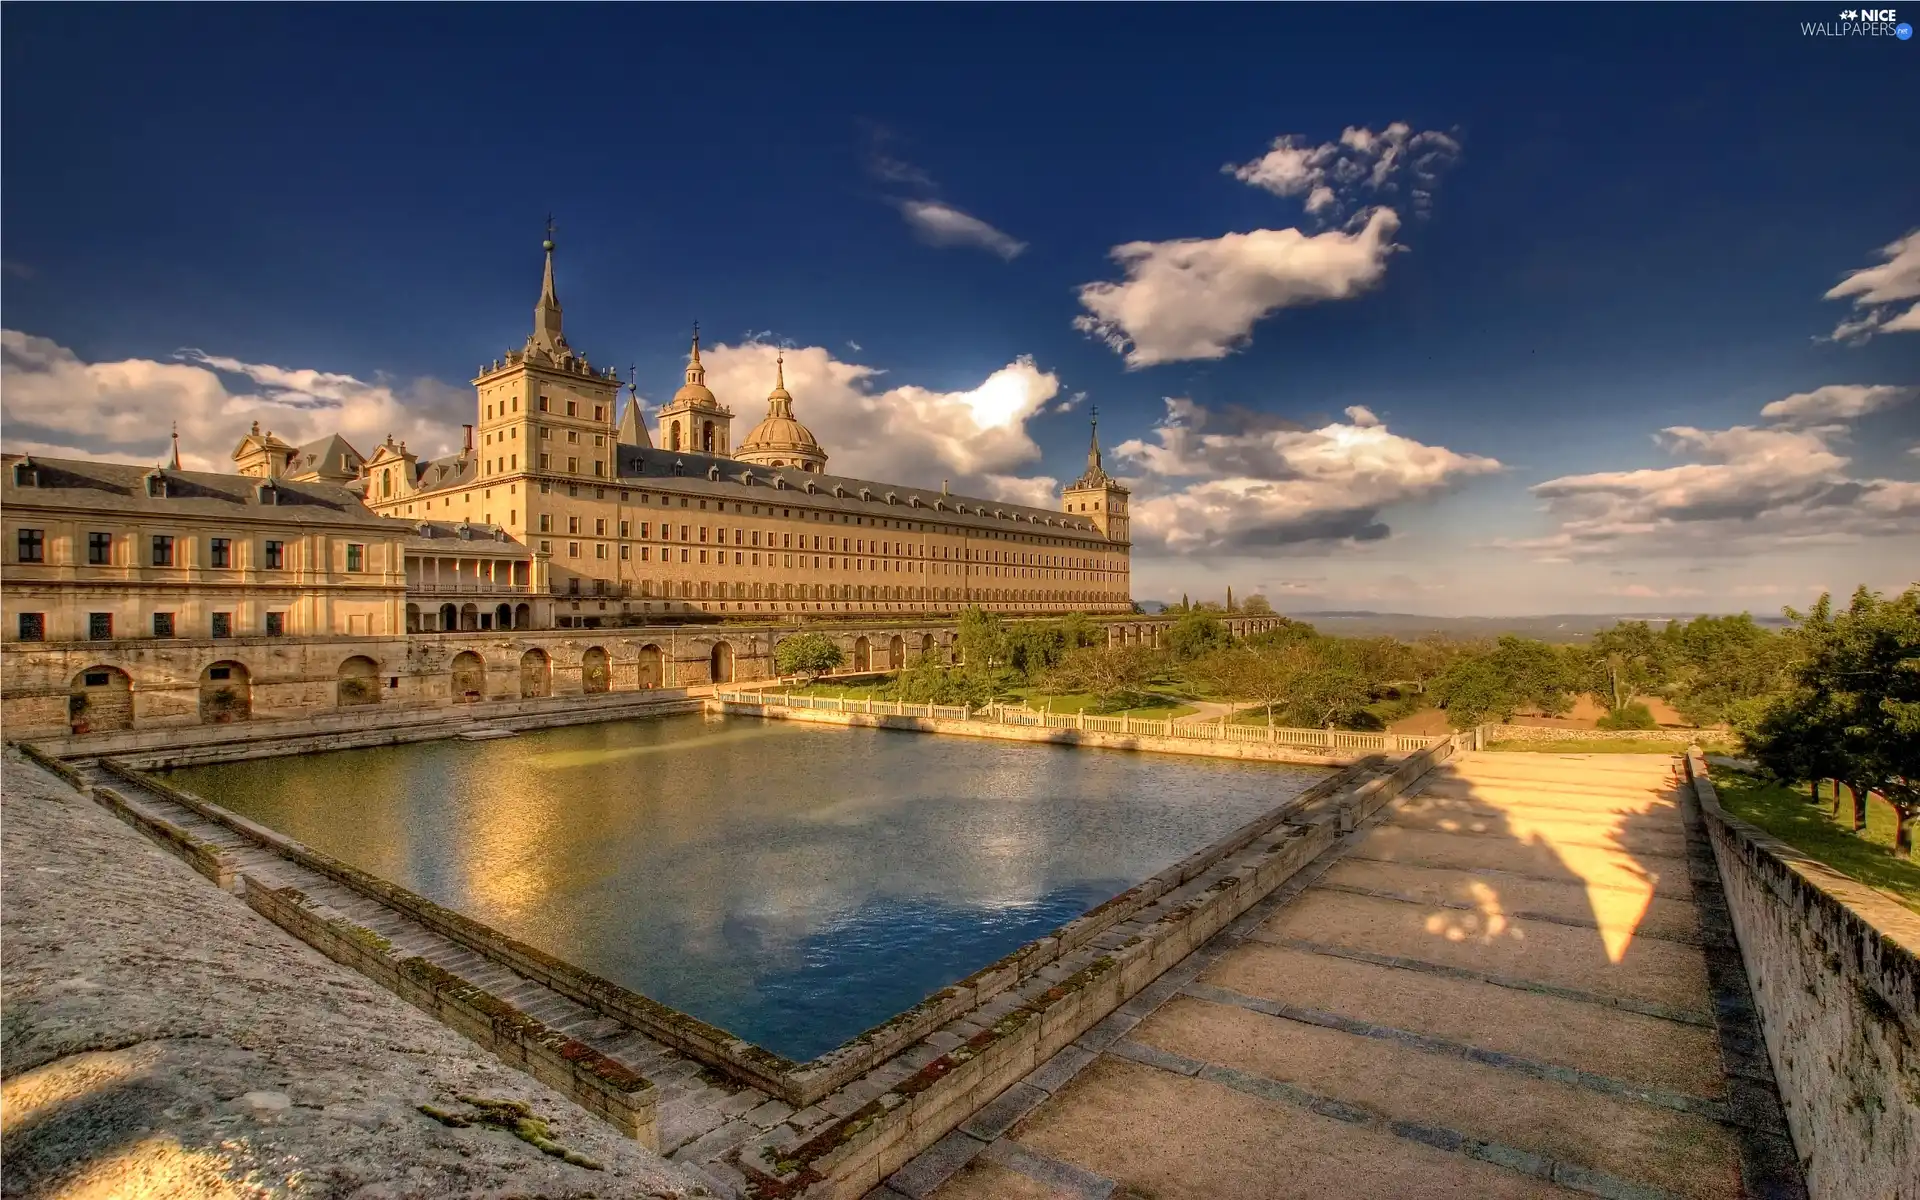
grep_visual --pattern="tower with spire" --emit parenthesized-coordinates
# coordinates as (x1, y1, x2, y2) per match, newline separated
(652, 326, 734, 457)
(1062, 406, 1130, 545)
(735, 351, 827, 472)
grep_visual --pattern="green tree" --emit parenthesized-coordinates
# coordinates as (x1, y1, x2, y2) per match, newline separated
(1241, 593, 1274, 615)
(1658, 614, 1792, 727)
(1579, 621, 1668, 713)
(1044, 645, 1156, 710)
(1225, 586, 1235, 613)
(1430, 636, 1577, 729)
(1166, 610, 1232, 662)
(775, 633, 844, 683)
(956, 607, 1008, 671)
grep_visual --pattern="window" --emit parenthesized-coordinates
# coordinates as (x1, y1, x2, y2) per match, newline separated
(569, 542, 580, 558)
(265, 540, 284, 569)
(87, 532, 111, 564)
(18, 613, 44, 641)
(540, 453, 551, 469)
(595, 518, 606, 536)
(211, 612, 232, 638)
(538, 396, 549, 411)
(540, 426, 551, 440)
(619, 520, 630, 538)
(16, 528, 43, 562)
(595, 543, 608, 559)
(210, 537, 232, 568)
(265, 612, 285, 636)
(568, 516, 580, 534)
(594, 405, 605, 421)
(567, 430, 579, 444)
(566, 400, 578, 416)
(593, 461, 605, 476)
(153, 612, 175, 637)
(567, 457, 579, 474)
(620, 545, 630, 560)
(539, 514, 552, 533)
(151, 535, 174, 566)
(89, 612, 113, 640)
(346, 543, 365, 572)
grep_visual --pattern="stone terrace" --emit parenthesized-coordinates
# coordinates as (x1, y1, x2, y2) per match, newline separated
(883, 751, 1807, 1200)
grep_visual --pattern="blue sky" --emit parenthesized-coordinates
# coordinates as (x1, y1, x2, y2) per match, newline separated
(4, 5, 1916, 615)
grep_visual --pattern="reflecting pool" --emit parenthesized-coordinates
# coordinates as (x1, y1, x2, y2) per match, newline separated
(168, 714, 1326, 1061)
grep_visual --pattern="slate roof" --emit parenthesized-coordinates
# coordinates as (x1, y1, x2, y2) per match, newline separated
(403, 520, 529, 558)
(3, 454, 400, 532)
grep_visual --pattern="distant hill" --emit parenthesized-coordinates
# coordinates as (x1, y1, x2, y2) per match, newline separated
(1277, 610, 1792, 643)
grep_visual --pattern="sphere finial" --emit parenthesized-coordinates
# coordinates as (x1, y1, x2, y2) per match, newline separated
(543, 212, 556, 253)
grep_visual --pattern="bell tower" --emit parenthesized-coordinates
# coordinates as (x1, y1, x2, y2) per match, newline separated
(654, 327, 734, 457)
(469, 220, 623, 503)
(1062, 407, 1129, 545)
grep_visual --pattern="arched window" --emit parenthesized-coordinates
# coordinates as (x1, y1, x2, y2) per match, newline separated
(381, 470, 392, 498)
(702, 421, 715, 453)
(669, 422, 682, 451)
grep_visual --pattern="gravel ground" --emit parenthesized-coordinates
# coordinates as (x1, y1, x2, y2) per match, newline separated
(0, 752, 713, 1199)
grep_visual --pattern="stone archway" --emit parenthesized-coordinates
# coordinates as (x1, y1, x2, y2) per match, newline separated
(199, 660, 252, 724)
(582, 646, 611, 693)
(495, 603, 514, 630)
(637, 644, 664, 689)
(519, 648, 550, 698)
(405, 603, 421, 633)
(337, 655, 380, 706)
(852, 637, 872, 672)
(514, 603, 531, 629)
(69, 665, 133, 735)
(709, 641, 734, 685)
(438, 603, 457, 631)
(889, 635, 905, 669)
(451, 651, 486, 703)
(460, 603, 479, 631)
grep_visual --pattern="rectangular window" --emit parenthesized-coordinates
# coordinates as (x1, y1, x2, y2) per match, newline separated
(540, 426, 551, 439)
(346, 543, 365, 572)
(540, 539, 551, 553)
(569, 542, 580, 558)
(593, 461, 605, 476)
(209, 537, 232, 568)
(594, 518, 606, 536)
(88, 612, 112, 640)
(568, 516, 580, 534)
(153, 612, 175, 638)
(538, 396, 549, 411)
(640, 546, 650, 561)
(265, 612, 285, 637)
(680, 547, 690, 563)
(540, 514, 552, 533)
(88, 532, 111, 564)
(699, 549, 708, 564)
(620, 545, 630, 560)
(735, 551, 743, 565)
(619, 520, 629, 538)
(594, 405, 605, 422)
(16, 528, 43, 562)
(265, 540, 284, 569)
(151, 535, 174, 566)
(18, 613, 45, 641)
(211, 612, 232, 639)
(567, 457, 579, 474)
(641, 522, 652, 539)
(567, 430, 579, 444)
(594, 433, 605, 447)
(680, 525, 690, 540)
(595, 543, 608, 559)
(566, 400, 578, 416)
(540, 453, 551, 469)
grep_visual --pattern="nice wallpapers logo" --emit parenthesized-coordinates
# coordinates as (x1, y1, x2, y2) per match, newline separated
(1802, 7, 1913, 36)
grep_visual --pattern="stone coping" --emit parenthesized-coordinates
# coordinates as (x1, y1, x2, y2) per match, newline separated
(95, 744, 1368, 1111)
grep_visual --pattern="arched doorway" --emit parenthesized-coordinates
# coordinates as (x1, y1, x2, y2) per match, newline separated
(438, 603, 457, 631)
(638, 644, 664, 689)
(495, 603, 514, 630)
(888, 635, 905, 669)
(460, 603, 479, 631)
(451, 651, 486, 703)
(519, 649, 550, 698)
(199, 661, 252, 724)
(917, 633, 934, 660)
(69, 666, 133, 735)
(853, 637, 871, 672)
(337, 655, 380, 706)
(709, 641, 734, 684)
(582, 646, 611, 693)
(514, 603, 531, 629)
(405, 603, 421, 633)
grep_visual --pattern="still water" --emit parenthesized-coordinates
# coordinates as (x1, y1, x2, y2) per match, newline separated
(169, 714, 1326, 1061)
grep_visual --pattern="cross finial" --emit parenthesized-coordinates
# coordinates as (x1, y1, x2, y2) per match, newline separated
(545, 213, 555, 240)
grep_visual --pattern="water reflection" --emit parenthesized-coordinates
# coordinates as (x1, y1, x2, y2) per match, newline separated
(170, 715, 1326, 1061)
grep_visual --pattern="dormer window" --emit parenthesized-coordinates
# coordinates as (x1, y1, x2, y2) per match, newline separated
(11, 459, 36, 487)
(672, 460, 685, 477)
(145, 471, 168, 498)
(707, 465, 721, 481)
(256, 482, 277, 504)
(859, 488, 873, 502)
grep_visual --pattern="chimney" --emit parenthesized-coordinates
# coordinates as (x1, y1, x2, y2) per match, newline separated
(462, 424, 474, 453)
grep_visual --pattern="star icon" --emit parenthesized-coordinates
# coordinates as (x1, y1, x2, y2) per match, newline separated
(1840, 8, 1857, 17)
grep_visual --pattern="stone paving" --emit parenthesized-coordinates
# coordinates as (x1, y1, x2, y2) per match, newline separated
(0, 754, 711, 1199)
(876, 751, 1805, 1200)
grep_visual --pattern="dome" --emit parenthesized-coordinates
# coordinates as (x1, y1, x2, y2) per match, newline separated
(672, 380, 719, 407)
(735, 354, 827, 469)
(739, 414, 823, 456)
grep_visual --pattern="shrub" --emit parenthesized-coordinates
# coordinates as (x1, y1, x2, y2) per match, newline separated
(1596, 701, 1658, 730)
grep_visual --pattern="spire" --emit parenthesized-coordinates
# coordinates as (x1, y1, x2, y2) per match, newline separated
(1088, 405, 1103, 472)
(169, 422, 182, 470)
(685, 324, 705, 387)
(618, 367, 652, 449)
(528, 215, 566, 355)
(766, 350, 794, 419)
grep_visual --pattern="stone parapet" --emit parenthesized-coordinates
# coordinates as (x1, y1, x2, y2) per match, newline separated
(1686, 750, 1920, 1199)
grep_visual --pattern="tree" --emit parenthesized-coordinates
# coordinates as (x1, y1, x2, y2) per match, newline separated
(1045, 646, 1156, 710)
(776, 633, 845, 683)
(956, 607, 1008, 672)
(1658, 614, 1792, 727)
(1579, 621, 1667, 714)
(1167, 610, 1232, 661)
(1225, 586, 1235, 613)
(1430, 636, 1578, 729)
(1241, 593, 1274, 615)
(1287, 643, 1372, 729)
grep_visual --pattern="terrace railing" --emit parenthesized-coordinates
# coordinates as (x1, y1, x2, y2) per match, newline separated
(711, 690, 1448, 753)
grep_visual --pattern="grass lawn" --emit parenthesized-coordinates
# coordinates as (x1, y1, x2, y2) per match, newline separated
(1005, 689, 1197, 720)
(775, 680, 894, 700)
(1713, 771, 1919, 913)
(1486, 738, 1736, 755)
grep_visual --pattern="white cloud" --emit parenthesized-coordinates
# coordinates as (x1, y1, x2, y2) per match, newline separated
(1602, 584, 1706, 599)
(0, 330, 467, 471)
(897, 200, 1026, 261)
(1822, 229, 1920, 343)
(1073, 207, 1401, 368)
(1344, 404, 1382, 428)
(1758, 383, 1916, 425)
(697, 340, 1060, 504)
(1228, 123, 1461, 221)
(1506, 386, 1920, 559)
(1112, 397, 1500, 554)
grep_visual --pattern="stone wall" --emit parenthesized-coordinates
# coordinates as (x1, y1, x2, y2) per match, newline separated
(1686, 751, 1920, 1200)
(1482, 723, 1706, 744)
